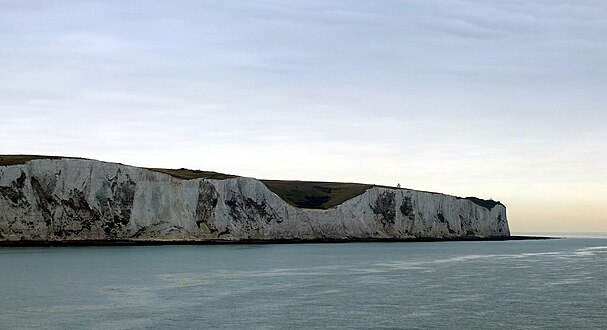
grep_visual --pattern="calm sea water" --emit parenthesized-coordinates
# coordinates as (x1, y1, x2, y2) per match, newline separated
(1, 237, 606, 329)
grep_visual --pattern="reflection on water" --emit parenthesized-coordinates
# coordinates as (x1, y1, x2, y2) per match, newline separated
(1, 238, 606, 329)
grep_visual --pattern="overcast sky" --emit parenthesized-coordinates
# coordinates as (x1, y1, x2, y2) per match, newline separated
(1, 0, 606, 233)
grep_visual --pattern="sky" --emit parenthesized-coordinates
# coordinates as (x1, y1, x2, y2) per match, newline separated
(1, 0, 606, 233)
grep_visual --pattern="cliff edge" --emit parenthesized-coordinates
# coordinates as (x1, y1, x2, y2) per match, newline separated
(0, 157, 509, 242)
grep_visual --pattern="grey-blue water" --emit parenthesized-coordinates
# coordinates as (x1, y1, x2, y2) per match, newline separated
(1, 238, 606, 329)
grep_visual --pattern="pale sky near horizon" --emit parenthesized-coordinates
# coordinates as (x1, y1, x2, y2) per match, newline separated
(1, 0, 606, 233)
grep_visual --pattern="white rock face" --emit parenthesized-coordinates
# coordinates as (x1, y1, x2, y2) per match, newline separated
(0, 159, 509, 242)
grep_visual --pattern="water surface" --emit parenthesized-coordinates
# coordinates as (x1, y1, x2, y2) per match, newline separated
(1, 238, 605, 329)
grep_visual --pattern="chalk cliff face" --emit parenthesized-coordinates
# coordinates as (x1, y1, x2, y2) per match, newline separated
(0, 159, 509, 242)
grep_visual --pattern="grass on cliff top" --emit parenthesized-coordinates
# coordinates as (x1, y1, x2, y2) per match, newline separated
(147, 168, 237, 180)
(261, 180, 374, 209)
(0, 155, 72, 166)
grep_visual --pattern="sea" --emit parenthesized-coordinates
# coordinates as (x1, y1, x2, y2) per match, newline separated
(0, 236, 606, 329)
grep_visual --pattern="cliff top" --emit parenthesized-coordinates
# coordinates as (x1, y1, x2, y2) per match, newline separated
(0, 155, 79, 166)
(261, 180, 374, 209)
(147, 168, 237, 180)
(0, 154, 502, 210)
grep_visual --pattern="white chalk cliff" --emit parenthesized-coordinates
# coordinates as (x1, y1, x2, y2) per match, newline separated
(0, 159, 509, 242)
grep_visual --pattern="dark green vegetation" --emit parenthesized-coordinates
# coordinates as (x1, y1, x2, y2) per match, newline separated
(147, 168, 237, 180)
(0, 155, 72, 166)
(261, 180, 373, 209)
